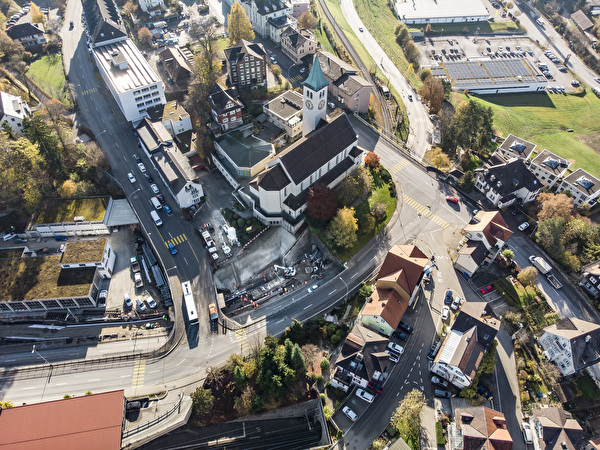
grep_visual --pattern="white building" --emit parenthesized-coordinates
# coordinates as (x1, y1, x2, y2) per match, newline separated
(0, 92, 31, 134)
(395, 0, 489, 24)
(494, 134, 536, 161)
(556, 168, 600, 206)
(242, 0, 292, 38)
(263, 90, 303, 140)
(147, 101, 192, 137)
(528, 149, 571, 189)
(137, 0, 165, 13)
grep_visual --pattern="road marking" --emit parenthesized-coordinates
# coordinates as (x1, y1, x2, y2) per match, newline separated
(275, 318, 285, 324)
(403, 194, 449, 228)
(88, 378, 100, 381)
(56, 383, 68, 386)
(303, 303, 313, 310)
(132, 360, 146, 388)
(165, 234, 187, 247)
(148, 370, 160, 374)
(329, 289, 337, 295)
(121, 375, 131, 378)
(350, 272, 358, 279)
(22, 387, 37, 390)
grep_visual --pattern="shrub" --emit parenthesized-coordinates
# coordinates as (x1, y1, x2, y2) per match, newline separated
(320, 358, 330, 371)
(436, 421, 446, 445)
(330, 332, 341, 346)
(237, 217, 245, 228)
(380, 168, 392, 183)
(320, 393, 326, 404)
(316, 374, 324, 384)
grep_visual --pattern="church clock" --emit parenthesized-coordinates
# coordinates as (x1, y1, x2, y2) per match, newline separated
(306, 100, 313, 110)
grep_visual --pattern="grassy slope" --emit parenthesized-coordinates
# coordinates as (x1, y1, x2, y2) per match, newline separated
(27, 54, 68, 104)
(467, 92, 600, 177)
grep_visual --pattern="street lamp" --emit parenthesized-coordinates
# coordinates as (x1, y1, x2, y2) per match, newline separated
(339, 276, 349, 303)
(32, 345, 50, 365)
(287, 63, 297, 82)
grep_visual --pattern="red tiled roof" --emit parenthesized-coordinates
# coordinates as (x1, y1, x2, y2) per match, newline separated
(377, 245, 428, 295)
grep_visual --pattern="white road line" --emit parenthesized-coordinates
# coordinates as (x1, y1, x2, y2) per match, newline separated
(22, 387, 37, 390)
(176, 359, 185, 366)
(88, 378, 100, 381)
(148, 370, 159, 374)
(120, 375, 131, 378)
(328, 290, 337, 295)
(350, 272, 358, 279)
(303, 303, 313, 310)
(56, 383, 68, 386)
(275, 318, 284, 324)
(5, 359, 15, 362)
(413, 380, 419, 385)
(184, 257, 189, 265)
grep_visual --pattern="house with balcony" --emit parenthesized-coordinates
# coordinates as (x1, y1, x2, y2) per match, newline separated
(493, 134, 536, 161)
(360, 245, 429, 337)
(158, 46, 192, 85)
(474, 158, 541, 208)
(538, 317, 600, 377)
(431, 302, 500, 388)
(452, 407, 513, 450)
(455, 211, 513, 277)
(208, 83, 243, 132)
(6, 23, 46, 48)
(242, 0, 292, 38)
(281, 27, 316, 64)
(263, 90, 303, 140)
(528, 149, 571, 189)
(224, 40, 268, 89)
(556, 168, 600, 207)
(0, 91, 31, 134)
(580, 260, 600, 300)
(331, 324, 391, 392)
(531, 407, 584, 450)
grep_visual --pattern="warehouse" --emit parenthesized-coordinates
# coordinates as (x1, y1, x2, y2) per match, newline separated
(395, 0, 489, 25)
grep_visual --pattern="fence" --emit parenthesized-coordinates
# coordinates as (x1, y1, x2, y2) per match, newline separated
(122, 392, 184, 439)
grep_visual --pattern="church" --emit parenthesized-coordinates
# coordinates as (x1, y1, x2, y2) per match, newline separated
(247, 56, 364, 234)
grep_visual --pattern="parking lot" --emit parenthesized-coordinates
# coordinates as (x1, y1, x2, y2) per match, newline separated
(421, 35, 580, 92)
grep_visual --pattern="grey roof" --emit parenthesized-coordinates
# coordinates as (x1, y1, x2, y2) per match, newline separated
(264, 90, 303, 120)
(533, 407, 584, 450)
(531, 149, 571, 175)
(315, 51, 357, 82)
(572, 9, 594, 30)
(335, 324, 390, 382)
(257, 164, 291, 191)
(280, 114, 357, 184)
(303, 55, 329, 92)
(452, 302, 500, 350)
(216, 128, 274, 170)
(562, 168, 600, 197)
(82, 0, 126, 45)
(224, 39, 267, 64)
(458, 240, 488, 265)
(334, 73, 372, 96)
(136, 117, 172, 151)
(208, 83, 242, 116)
(281, 27, 314, 49)
(544, 317, 600, 372)
(6, 23, 44, 39)
(497, 134, 536, 159)
(105, 199, 139, 226)
(475, 158, 540, 199)
(250, 0, 289, 15)
(153, 145, 199, 194)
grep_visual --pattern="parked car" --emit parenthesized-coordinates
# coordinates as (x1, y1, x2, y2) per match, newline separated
(146, 296, 157, 309)
(427, 343, 438, 361)
(356, 388, 374, 403)
(137, 162, 146, 173)
(451, 296, 461, 311)
(136, 297, 147, 312)
(392, 331, 408, 341)
(151, 183, 160, 194)
(55, 235, 68, 241)
(133, 153, 141, 162)
(441, 305, 450, 320)
(145, 173, 153, 183)
(518, 222, 530, 231)
(478, 384, 493, 399)
(156, 194, 166, 204)
(434, 389, 452, 398)
(168, 242, 177, 255)
(388, 342, 404, 354)
(123, 293, 133, 310)
(446, 196, 459, 203)
(14, 237, 28, 244)
(164, 205, 172, 215)
(127, 172, 136, 183)
(368, 381, 384, 393)
(398, 321, 414, 334)
(386, 350, 399, 363)
(522, 422, 533, 444)
(431, 376, 449, 388)
(444, 289, 453, 304)
(2, 233, 16, 241)
(300, 67, 307, 73)
(480, 285, 494, 294)
(342, 406, 357, 421)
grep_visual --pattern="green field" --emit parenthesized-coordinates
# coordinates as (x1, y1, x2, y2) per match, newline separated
(468, 92, 600, 177)
(26, 54, 69, 105)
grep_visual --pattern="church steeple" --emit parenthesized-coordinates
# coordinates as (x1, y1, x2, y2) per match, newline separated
(302, 55, 329, 137)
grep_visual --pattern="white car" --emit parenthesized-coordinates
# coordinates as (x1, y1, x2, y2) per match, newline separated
(342, 406, 357, 421)
(356, 388, 374, 403)
(137, 162, 146, 173)
(451, 296, 461, 311)
(146, 296, 157, 309)
(441, 305, 450, 320)
(123, 293, 133, 309)
(522, 422, 533, 444)
(136, 297, 147, 312)
(385, 349, 399, 363)
(307, 284, 319, 293)
(387, 342, 404, 354)
(150, 183, 159, 194)
(518, 222, 530, 231)
(127, 172, 136, 183)
(300, 67, 307, 73)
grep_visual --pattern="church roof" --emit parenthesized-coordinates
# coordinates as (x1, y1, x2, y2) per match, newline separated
(303, 55, 329, 92)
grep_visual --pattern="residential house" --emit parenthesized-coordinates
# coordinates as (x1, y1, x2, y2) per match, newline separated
(281, 27, 316, 64)
(494, 134, 536, 161)
(138, 0, 165, 13)
(6, 23, 46, 48)
(242, 0, 292, 38)
(455, 211, 513, 277)
(158, 100, 192, 136)
(136, 117, 173, 153)
(431, 302, 500, 388)
(290, 0, 310, 18)
(214, 126, 275, 177)
(0, 390, 125, 449)
(572, 9, 594, 32)
(224, 40, 268, 89)
(538, 317, 600, 377)
(474, 158, 541, 208)
(532, 406, 584, 450)
(0, 91, 31, 134)
(158, 46, 192, 84)
(263, 90, 303, 140)
(313, 51, 372, 113)
(208, 83, 244, 132)
(360, 245, 429, 337)
(83, 0, 165, 122)
(454, 407, 513, 450)
(557, 168, 600, 206)
(528, 149, 571, 189)
(580, 260, 600, 300)
(331, 324, 391, 392)
(267, 15, 297, 44)
(246, 57, 363, 234)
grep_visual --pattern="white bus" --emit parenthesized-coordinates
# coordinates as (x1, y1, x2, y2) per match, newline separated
(182, 281, 198, 325)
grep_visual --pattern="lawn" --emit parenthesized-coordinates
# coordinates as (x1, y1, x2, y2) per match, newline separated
(26, 54, 69, 105)
(407, 21, 523, 35)
(468, 92, 600, 177)
(572, 374, 600, 401)
(36, 197, 109, 224)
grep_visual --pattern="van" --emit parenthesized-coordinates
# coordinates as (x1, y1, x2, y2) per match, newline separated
(151, 197, 162, 210)
(150, 210, 162, 226)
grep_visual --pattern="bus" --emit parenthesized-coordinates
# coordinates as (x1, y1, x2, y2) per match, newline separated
(182, 281, 198, 325)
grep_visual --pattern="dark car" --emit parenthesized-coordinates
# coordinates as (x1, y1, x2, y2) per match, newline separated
(392, 331, 408, 341)
(444, 289, 453, 304)
(398, 321, 414, 334)
(427, 343, 438, 361)
(156, 194, 166, 204)
(144, 173, 153, 183)
(133, 153, 141, 163)
(478, 385, 493, 399)
(434, 389, 452, 399)
(55, 236, 68, 241)
(69, 21, 74, 29)
(368, 381, 384, 393)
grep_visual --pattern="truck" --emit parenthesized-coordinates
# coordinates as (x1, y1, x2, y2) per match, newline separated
(529, 255, 552, 275)
(546, 273, 563, 289)
(208, 303, 218, 320)
(130, 256, 141, 273)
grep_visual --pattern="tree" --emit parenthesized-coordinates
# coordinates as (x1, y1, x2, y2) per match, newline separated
(137, 27, 153, 44)
(364, 152, 380, 170)
(419, 68, 432, 82)
(390, 389, 426, 443)
(122, 0, 138, 15)
(502, 249, 514, 260)
(326, 207, 358, 249)
(518, 266, 538, 288)
(371, 202, 387, 221)
(0, 30, 24, 61)
(441, 100, 493, 154)
(30, 2, 45, 25)
(227, 1, 255, 46)
(298, 11, 317, 30)
(478, 340, 497, 374)
(306, 183, 337, 221)
(191, 387, 215, 422)
(290, 343, 307, 378)
(338, 167, 372, 207)
(403, 41, 420, 71)
(394, 22, 410, 47)
(23, 115, 62, 177)
(456, 170, 475, 191)
(536, 193, 575, 222)
(418, 75, 444, 113)
(233, 365, 246, 386)
(424, 23, 432, 35)
(536, 217, 566, 260)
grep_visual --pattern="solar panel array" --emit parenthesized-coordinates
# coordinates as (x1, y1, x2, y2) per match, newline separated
(441, 59, 547, 89)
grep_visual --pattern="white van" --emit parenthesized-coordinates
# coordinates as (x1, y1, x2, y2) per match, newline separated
(150, 210, 162, 226)
(151, 197, 162, 210)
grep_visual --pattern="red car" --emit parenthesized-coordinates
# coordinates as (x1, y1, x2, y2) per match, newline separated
(480, 285, 494, 294)
(446, 196, 459, 204)
(368, 381, 384, 393)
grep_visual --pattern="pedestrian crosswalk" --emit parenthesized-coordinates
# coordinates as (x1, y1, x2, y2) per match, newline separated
(231, 328, 249, 353)
(390, 159, 410, 174)
(165, 234, 187, 247)
(132, 360, 145, 388)
(288, 75, 303, 83)
(81, 87, 97, 95)
(403, 194, 449, 229)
